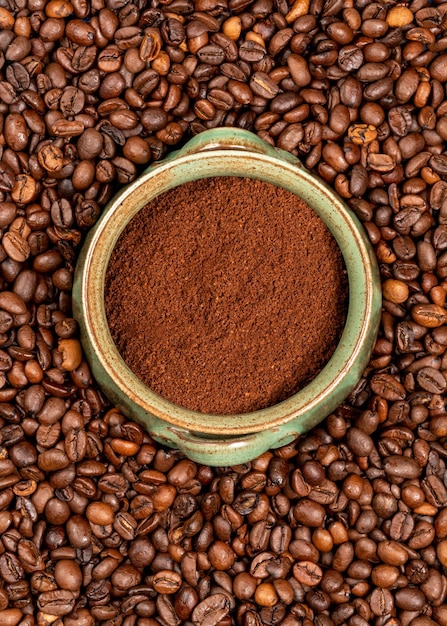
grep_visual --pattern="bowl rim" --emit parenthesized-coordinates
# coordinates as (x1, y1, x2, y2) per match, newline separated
(75, 141, 381, 435)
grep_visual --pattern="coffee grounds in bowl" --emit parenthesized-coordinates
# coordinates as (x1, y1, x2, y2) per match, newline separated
(104, 177, 348, 415)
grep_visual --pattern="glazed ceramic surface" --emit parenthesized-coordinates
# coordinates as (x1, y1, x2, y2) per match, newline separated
(73, 128, 381, 466)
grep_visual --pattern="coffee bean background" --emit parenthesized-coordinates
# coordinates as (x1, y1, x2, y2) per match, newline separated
(1, 0, 447, 625)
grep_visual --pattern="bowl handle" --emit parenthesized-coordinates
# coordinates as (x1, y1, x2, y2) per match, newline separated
(148, 419, 299, 467)
(148, 128, 302, 171)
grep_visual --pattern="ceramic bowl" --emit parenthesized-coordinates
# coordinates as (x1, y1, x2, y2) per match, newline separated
(73, 128, 381, 466)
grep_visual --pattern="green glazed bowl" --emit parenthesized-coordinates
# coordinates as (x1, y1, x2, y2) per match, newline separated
(73, 128, 381, 466)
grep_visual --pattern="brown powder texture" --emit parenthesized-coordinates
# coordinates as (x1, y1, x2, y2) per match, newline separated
(104, 177, 348, 415)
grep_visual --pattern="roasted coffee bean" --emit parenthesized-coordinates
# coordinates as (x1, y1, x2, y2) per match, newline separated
(383, 456, 422, 479)
(293, 561, 323, 586)
(370, 588, 394, 616)
(153, 570, 182, 594)
(37, 589, 75, 616)
(250, 72, 280, 99)
(192, 593, 231, 626)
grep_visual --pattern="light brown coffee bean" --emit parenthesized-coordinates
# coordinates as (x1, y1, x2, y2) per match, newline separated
(293, 561, 323, 586)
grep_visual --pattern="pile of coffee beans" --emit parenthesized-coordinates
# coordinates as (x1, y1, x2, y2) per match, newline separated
(2, 0, 447, 625)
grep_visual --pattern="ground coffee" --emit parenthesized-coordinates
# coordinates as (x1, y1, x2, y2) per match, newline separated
(105, 177, 348, 415)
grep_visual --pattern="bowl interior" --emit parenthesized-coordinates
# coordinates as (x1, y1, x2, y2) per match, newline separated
(78, 148, 381, 435)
